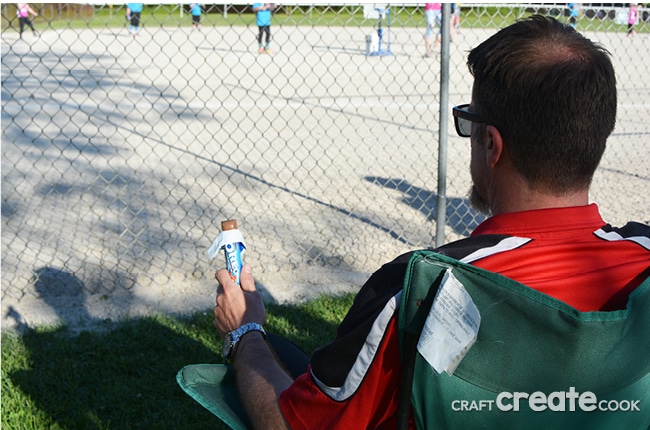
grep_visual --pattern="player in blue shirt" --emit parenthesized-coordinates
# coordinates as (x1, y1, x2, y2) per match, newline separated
(252, 3, 276, 53)
(126, 3, 143, 35)
(189, 3, 202, 30)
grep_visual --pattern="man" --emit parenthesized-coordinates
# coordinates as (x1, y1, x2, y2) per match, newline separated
(213, 15, 650, 429)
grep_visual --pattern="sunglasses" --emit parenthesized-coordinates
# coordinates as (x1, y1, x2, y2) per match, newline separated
(452, 104, 486, 137)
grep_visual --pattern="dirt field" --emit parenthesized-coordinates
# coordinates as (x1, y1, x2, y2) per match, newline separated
(2, 23, 648, 332)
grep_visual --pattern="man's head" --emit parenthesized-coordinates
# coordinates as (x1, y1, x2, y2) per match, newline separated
(465, 15, 617, 209)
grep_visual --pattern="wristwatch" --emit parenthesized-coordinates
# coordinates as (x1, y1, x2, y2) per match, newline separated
(222, 322, 267, 363)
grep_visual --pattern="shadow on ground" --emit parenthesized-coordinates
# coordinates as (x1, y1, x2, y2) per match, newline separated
(366, 176, 487, 237)
(2, 295, 346, 429)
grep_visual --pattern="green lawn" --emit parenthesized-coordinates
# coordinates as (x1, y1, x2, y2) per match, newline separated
(1, 293, 355, 430)
(2, 4, 646, 34)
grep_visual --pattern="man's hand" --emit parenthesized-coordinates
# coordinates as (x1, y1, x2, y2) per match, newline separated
(213, 264, 292, 430)
(213, 263, 265, 338)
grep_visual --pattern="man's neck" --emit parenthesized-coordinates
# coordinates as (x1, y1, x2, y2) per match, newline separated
(490, 180, 589, 216)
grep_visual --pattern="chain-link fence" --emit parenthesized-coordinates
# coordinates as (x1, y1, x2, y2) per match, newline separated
(2, 3, 649, 330)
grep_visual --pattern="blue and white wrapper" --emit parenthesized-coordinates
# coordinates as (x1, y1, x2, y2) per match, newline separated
(208, 229, 247, 285)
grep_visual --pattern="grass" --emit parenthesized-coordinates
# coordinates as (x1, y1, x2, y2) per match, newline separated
(2, 4, 647, 34)
(1, 293, 355, 430)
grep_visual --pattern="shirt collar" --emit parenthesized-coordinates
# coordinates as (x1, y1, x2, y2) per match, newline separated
(471, 204, 605, 237)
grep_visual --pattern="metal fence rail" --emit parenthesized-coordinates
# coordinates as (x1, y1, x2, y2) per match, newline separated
(2, 3, 649, 330)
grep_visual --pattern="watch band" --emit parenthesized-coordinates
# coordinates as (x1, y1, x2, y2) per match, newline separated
(223, 322, 266, 363)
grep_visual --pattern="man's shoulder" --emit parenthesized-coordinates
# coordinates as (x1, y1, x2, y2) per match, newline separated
(600, 221, 650, 236)
(596, 221, 650, 251)
(307, 236, 517, 389)
(358, 234, 518, 295)
(324, 235, 517, 339)
(434, 234, 517, 260)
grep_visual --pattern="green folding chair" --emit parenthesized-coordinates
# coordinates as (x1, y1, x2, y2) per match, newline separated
(177, 363, 250, 430)
(177, 250, 650, 429)
(177, 333, 307, 429)
(397, 251, 650, 429)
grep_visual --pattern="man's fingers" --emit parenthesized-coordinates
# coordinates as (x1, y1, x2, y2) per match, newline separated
(213, 264, 263, 331)
(239, 264, 256, 292)
(215, 265, 256, 292)
(215, 268, 238, 289)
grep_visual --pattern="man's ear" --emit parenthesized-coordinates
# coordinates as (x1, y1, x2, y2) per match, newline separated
(484, 125, 504, 168)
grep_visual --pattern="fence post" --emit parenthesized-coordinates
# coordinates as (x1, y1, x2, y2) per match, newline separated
(435, 3, 451, 248)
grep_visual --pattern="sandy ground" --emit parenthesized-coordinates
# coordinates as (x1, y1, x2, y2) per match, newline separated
(2, 22, 649, 333)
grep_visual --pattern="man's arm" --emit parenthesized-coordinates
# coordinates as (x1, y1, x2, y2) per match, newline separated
(213, 264, 292, 430)
(233, 331, 292, 429)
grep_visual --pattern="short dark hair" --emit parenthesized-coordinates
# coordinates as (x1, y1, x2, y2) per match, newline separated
(467, 15, 617, 193)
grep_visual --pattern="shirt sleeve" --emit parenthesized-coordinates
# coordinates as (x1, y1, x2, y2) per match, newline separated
(279, 316, 403, 430)
(279, 252, 418, 429)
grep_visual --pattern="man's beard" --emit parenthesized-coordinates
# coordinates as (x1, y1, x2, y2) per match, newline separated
(468, 185, 492, 216)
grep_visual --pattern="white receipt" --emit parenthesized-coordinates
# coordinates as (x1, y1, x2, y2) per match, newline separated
(207, 229, 246, 260)
(417, 268, 481, 375)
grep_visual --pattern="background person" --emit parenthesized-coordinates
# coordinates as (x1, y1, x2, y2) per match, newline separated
(16, 3, 38, 38)
(423, 3, 441, 57)
(568, 2, 579, 28)
(126, 3, 143, 36)
(627, 3, 639, 36)
(252, 3, 275, 54)
(452, 2, 461, 34)
(213, 15, 650, 429)
(189, 3, 202, 30)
